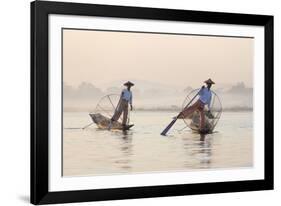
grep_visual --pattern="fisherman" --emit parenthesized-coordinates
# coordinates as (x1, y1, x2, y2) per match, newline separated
(178, 78, 215, 132)
(110, 81, 134, 128)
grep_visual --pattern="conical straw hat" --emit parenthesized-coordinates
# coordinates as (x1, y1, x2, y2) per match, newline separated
(123, 81, 134, 86)
(204, 78, 215, 84)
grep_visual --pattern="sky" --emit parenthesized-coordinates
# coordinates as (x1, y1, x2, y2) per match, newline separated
(63, 29, 254, 89)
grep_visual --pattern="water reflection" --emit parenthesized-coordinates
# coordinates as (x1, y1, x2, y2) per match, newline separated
(63, 111, 253, 176)
(113, 131, 133, 171)
(200, 134, 206, 141)
(182, 133, 213, 169)
(197, 134, 213, 168)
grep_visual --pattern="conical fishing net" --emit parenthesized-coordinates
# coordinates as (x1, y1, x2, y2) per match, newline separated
(93, 94, 130, 125)
(181, 88, 222, 133)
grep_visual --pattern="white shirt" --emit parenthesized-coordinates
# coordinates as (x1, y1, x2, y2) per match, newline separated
(199, 87, 212, 108)
(121, 89, 132, 104)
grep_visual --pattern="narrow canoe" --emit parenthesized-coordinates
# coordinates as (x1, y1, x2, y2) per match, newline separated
(89, 113, 134, 131)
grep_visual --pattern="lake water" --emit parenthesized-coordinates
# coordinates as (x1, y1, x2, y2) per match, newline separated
(63, 111, 253, 176)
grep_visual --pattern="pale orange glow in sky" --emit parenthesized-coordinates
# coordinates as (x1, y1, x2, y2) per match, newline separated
(63, 29, 254, 89)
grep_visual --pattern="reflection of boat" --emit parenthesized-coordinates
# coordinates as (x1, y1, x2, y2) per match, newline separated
(89, 94, 133, 131)
(89, 113, 134, 130)
(182, 89, 222, 134)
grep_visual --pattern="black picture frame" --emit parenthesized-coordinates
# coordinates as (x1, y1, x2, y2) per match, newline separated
(31, 0, 274, 204)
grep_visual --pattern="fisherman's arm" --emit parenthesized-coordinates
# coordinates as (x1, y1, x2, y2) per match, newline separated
(199, 86, 205, 95)
(207, 93, 212, 111)
(130, 94, 133, 111)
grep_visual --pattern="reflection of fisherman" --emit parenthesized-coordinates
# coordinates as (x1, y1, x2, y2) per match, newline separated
(111, 81, 134, 127)
(178, 78, 215, 131)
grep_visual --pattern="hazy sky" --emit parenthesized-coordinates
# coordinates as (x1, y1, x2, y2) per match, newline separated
(63, 29, 254, 89)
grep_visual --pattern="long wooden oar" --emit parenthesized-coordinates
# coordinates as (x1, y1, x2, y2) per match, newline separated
(160, 89, 201, 136)
(82, 122, 94, 130)
(64, 122, 94, 130)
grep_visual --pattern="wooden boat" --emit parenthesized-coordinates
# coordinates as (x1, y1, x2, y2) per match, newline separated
(89, 113, 134, 131)
(188, 111, 214, 134)
(181, 89, 222, 134)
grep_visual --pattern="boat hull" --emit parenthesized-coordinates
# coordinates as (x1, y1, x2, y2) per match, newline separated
(89, 113, 133, 131)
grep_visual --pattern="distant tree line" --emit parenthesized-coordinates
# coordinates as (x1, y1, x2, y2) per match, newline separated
(183, 82, 252, 95)
(63, 82, 103, 99)
(64, 81, 253, 100)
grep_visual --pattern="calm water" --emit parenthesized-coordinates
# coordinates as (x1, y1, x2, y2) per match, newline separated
(63, 111, 253, 176)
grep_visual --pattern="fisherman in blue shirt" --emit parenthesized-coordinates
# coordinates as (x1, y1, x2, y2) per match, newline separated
(179, 78, 215, 131)
(111, 81, 134, 127)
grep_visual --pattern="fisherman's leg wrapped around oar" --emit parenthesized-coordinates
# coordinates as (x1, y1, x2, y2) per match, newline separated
(178, 99, 206, 130)
(178, 100, 204, 119)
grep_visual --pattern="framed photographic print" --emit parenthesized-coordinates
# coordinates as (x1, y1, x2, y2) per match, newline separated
(31, 0, 274, 204)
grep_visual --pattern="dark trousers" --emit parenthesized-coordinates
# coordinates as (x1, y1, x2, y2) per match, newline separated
(111, 99, 129, 125)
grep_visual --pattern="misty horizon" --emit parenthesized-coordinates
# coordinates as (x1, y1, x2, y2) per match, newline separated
(63, 79, 253, 96)
(63, 79, 253, 112)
